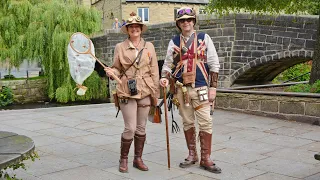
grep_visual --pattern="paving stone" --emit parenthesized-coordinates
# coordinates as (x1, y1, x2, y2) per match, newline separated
(246, 157, 320, 178)
(170, 173, 219, 180)
(69, 134, 120, 146)
(86, 126, 123, 136)
(66, 150, 123, 169)
(2, 119, 40, 126)
(264, 148, 319, 164)
(216, 138, 283, 154)
(37, 141, 102, 158)
(35, 127, 93, 138)
(265, 126, 311, 136)
(104, 160, 189, 180)
(39, 166, 126, 180)
(298, 142, 320, 152)
(31, 135, 67, 147)
(73, 121, 106, 130)
(224, 129, 272, 141)
(255, 134, 315, 148)
(38, 116, 88, 127)
(213, 124, 244, 134)
(304, 173, 320, 180)
(13, 122, 61, 131)
(225, 119, 282, 131)
(184, 161, 265, 180)
(22, 155, 83, 176)
(213, 147, 268, 165)
(297, 131, 320, 141)
(247, 172, 301, 180)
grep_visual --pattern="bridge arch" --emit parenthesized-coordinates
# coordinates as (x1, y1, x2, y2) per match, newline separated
(232, 50, 313, 85)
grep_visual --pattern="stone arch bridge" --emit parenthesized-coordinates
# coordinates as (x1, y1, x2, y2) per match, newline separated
(92, 14, 318, 88)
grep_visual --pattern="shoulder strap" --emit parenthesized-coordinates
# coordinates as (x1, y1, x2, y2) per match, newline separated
(120, 42, 146, 78)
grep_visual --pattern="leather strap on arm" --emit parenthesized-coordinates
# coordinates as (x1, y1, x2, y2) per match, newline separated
(210, 72, 219, 88)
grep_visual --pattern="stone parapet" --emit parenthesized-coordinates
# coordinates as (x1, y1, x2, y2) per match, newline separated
(215, 91, 320, 125)
(0, 79, 47, 104)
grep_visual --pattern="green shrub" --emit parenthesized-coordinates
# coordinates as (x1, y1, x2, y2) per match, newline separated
(285, 80, 320, 93)
(310, 80, 320, 93)
(0, 86, 14, 107)
(273, 62, 311, 83)
(55, 71, 108, 103)
(285, 84, 311, 93)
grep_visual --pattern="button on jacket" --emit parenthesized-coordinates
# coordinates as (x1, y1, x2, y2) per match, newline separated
(112, 38, 160, 99)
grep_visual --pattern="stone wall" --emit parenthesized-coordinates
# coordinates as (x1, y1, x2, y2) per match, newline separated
(92, 14, 318, 87)
(0, 79, 47, 104)
(215, 92, 320, 125)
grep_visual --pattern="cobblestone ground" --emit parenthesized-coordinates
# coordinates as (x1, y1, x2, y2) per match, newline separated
(0, 103, 319, 180)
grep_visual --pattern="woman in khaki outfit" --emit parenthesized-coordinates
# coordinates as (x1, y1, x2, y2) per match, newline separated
(104, 12, 159, 173)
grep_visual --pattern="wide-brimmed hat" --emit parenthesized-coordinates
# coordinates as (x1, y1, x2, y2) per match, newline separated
(175, 7, 196, 31)
(121, 12, 148, 34)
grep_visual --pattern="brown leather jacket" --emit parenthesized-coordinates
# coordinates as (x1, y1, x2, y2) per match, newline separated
(111, 38, 160, 100)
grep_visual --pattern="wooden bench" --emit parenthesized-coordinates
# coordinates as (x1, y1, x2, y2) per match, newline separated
(0, 131, 35, 170)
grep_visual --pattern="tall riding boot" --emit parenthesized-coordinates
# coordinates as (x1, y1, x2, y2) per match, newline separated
(119, 136, 133, 173)
(199, 131, 221, 173)
(179, 127, 199, 168)
(133, 133, 148, 171)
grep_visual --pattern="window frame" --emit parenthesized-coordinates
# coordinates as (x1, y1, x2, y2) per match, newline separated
(137, 7, 149, 23)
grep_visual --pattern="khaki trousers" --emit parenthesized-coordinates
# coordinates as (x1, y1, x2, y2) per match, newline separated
(120, 96, 151, 139)
(176, 86, 212, 134)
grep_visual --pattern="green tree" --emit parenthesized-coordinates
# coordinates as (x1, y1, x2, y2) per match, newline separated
(207, 0, 320, 84)
(0, 0, 103, 102)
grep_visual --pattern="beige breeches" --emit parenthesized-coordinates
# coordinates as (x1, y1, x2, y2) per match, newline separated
(176, 86, 212, 134)
(120, 96, 151, 139)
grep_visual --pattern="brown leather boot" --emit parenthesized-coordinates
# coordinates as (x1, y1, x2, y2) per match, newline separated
(133, 133, 148, 171)
(179, 127, 199, 168)
(199, 131, 221, 173)
(119, 136, 133, 173)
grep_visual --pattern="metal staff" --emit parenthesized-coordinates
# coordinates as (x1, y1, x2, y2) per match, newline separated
(163, 82, 171, 169)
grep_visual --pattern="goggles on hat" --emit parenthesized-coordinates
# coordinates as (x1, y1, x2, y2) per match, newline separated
(127, 16, 142, 23)
(176, 8, 195, 18)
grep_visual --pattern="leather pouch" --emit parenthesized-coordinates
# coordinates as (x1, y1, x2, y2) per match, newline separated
(182, 71, 195, 85)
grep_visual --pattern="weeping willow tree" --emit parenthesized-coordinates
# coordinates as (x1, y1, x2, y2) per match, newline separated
(0, 0, 107, 103)
(207, 0, 320, 84)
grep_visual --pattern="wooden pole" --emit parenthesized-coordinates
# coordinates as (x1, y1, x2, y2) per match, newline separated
(163, 85, 171, 169)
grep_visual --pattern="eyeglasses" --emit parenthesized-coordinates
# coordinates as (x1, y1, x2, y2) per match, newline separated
(178, 18, 193, 23)
(127, 16, 142, 23)
(176, 8, 195, 18)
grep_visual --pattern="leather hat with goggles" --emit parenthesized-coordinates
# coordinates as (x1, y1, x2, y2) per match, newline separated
(175, 7, 196, 31)
(121, 12, 148, 34)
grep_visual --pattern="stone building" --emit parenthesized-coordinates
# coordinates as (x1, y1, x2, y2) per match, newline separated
(89, 0, 208, 30)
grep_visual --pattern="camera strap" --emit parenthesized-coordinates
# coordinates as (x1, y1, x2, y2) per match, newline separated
(120, 42, 146, 78)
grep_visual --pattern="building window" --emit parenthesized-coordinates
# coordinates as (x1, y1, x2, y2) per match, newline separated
(138, 8, 149, 23)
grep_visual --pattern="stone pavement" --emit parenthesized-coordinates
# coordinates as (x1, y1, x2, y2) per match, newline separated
(0, 103, 319, 180)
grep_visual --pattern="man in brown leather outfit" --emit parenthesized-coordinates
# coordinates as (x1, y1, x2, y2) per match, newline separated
(159, 7, 221, 173)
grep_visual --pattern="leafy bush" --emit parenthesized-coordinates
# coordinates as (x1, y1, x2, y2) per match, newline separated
(55, 71, 108, 103)
(0, 86, 14, 107)
(310, 80, 320, 93)
(273, 62, 311, 83)
(285, 80, 320, 93)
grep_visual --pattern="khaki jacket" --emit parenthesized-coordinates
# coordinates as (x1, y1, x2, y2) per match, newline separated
(112, 38, 160, 99)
